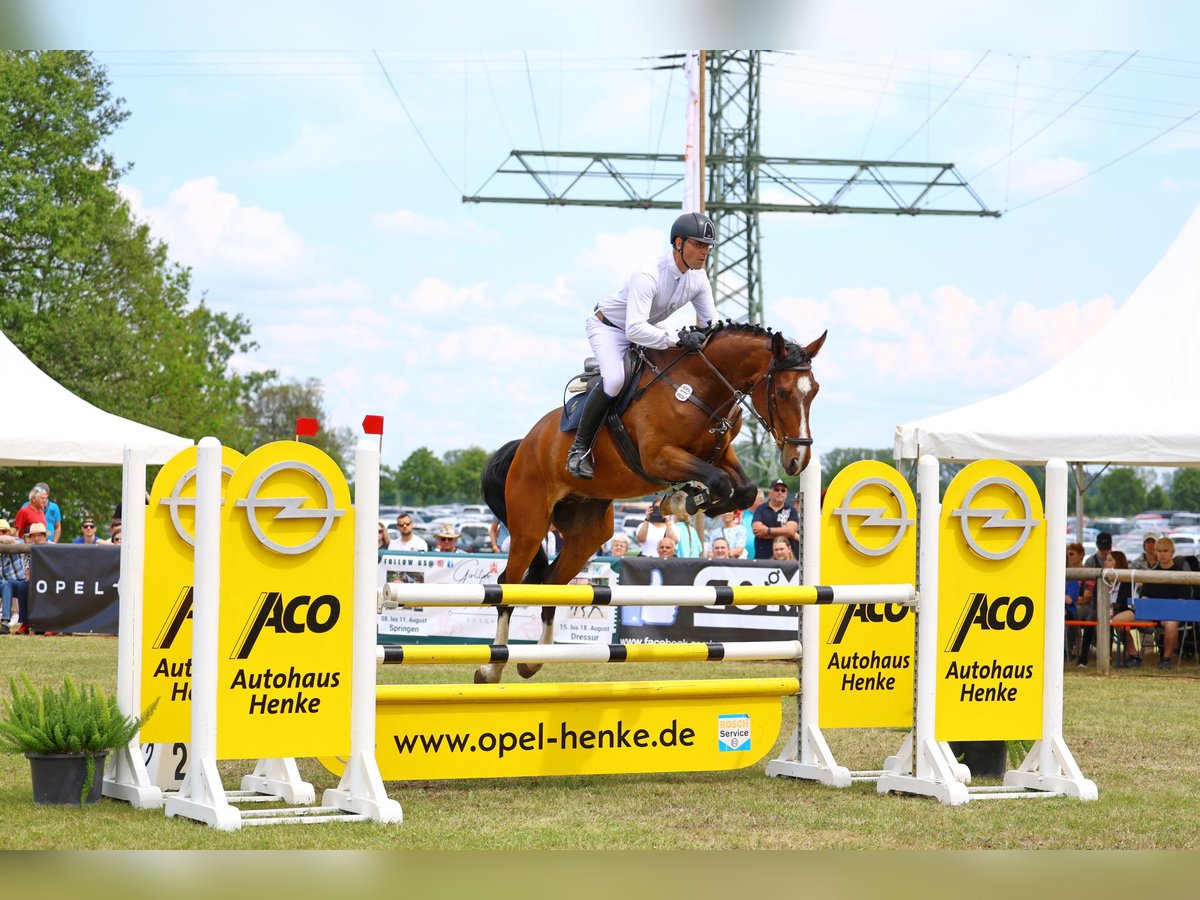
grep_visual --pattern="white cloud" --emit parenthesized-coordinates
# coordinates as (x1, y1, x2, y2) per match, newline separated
(121, 176, 320, 284)
(373, 209, 489, 237)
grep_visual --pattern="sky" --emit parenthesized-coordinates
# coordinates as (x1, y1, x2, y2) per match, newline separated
(10, 3, 1200, 473)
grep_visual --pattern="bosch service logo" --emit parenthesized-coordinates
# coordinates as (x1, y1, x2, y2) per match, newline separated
(832, 477, 915, 558)
(160, 464, 238, 547)
(950, 476, 1039, 561)
(234, 461, 346, 555)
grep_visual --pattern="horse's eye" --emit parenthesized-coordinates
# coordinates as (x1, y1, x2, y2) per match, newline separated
(776, 387, 789, 400)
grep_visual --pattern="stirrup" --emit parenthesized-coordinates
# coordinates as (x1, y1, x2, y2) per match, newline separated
(566, 448, 595, 480)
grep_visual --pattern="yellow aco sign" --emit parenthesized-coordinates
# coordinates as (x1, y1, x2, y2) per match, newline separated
(818, 460, 917, 729)
(320, 678, 796, 781)
(216, 441, 355, 760)
(140, 444, 246, 744)
(937, 459, 1046, 741)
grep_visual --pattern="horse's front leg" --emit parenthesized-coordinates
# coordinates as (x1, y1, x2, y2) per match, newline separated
(516, 606, 556, 680)
(475, 605, 513, 684)
(648, 447, 737, 514)
(708, 444, 758, 515)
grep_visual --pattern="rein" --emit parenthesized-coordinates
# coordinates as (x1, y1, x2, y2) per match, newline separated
(635, 339, 813, 462)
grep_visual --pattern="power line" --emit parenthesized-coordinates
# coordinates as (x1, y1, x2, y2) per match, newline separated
(372, 50, 461, 195)
(886, 51, 990, 161)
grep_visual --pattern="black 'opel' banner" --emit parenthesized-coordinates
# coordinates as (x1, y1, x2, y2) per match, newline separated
(28, 545, 121, 634)
(617, 556, 801, 643)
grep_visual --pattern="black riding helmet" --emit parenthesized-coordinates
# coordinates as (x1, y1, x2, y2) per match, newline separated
(670, 211, 716, 247)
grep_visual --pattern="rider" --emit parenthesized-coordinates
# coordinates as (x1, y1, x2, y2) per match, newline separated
(565, 211, 719, 479)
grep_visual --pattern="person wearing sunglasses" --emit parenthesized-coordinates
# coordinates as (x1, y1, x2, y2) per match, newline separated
(752, 479, 799, 560)
(73, 517, 102, 544)
(387, 515, 428, 552)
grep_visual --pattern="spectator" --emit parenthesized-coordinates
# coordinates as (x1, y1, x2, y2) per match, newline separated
(741, 488, 764, 559)
(772, 535, 796, 561)
(15, 522, 49, 633)
(107, 516, 122, 542)
(376, 522, 390, 559)
(488, 517, 509, 554)
(1064, 542, 1084, 621)
(0, 520, 23, 633)
(636, 504, 672, 557)
(607, 534, 632, 557)
(672, 515, 703, 558)
(1131, 534, 1157, 570)
(707, 509, 747, 558)
(656, 535, 677, 559)
(389, 514, 428, 552)
(709, 537, 731, 559)
(433, 524, 466, 554)
(1073, 535, 1109, 668)
(752, 479, 799, 560)
(13, 485, 48, 540)
(72, 517, 103, 544)
(1083, 531, 1111, 570)
(1140, 535, 1188, 668)
(34, 482, 63, 543)
(1105, 549, 1142, 668)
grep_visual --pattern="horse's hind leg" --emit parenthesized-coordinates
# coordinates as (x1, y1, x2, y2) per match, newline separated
(516, 499, 614, 680)
(475, 605, 514, 684)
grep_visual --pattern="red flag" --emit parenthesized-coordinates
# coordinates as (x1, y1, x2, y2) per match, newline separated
(362, 415, 384, 436)
(295, 417, 319, 437)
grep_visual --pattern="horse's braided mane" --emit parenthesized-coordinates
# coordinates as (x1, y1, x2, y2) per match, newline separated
(689, 319, 811, 366)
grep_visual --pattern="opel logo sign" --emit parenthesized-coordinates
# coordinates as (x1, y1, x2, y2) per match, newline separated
(950, 476, 1039, 561)
(159, 464, 238, 547)
(832, 477, 914, 558)
(234, 461, 346, 555)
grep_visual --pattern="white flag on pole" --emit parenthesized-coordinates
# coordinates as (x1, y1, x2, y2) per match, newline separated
(683, 50, 702, 213)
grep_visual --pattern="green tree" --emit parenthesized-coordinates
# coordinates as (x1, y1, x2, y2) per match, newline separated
(393, 447, 450, 505)
(820, 447, 894, 486)
(1170, 468, 1200, 512)
(242, 377, 355, 471)
(443, 447, 491, 503)
(0, 51, 266, 530)
(1091, 468, 1146, 517)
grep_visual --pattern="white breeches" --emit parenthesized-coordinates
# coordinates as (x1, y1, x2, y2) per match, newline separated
(585, 314, 630, 397)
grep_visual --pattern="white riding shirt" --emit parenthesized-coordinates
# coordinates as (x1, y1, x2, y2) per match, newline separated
(588, 252, 717, 395)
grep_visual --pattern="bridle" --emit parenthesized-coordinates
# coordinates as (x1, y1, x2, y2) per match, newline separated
(638, 337, 814, 461)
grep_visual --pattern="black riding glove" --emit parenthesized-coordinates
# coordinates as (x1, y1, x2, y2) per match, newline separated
(677, 330, 706, 352)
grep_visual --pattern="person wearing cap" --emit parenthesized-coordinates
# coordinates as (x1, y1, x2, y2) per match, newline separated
(1131, 534, 1158, 570)
(0, 519, 23, 632)
(752, 479, 799, 561)
(433, 524, 465, 554)
(566, 211, 719, 480)
(9, 523, 48, 633)
(73, 517, 103, 544)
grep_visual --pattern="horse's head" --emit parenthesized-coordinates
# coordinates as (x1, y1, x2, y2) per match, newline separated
(755, 329, 826, 476)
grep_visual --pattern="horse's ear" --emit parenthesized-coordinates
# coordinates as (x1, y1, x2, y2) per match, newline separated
(804, 330, 828, 358)
(771, 331, 788, 356)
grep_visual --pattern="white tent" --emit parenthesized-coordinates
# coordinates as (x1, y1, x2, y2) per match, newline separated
(895, 202, 1200, 467)
(3, 328, 192, 466)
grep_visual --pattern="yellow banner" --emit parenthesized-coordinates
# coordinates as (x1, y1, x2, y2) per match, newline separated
(216, 442, 355, 759)
(320, 679, 794, 780)
(818, 460, 916, 728)
(140, 445, 245, 743)
(937, 460, 1045, 741)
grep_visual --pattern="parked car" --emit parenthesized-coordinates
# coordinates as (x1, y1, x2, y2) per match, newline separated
(1167, 531, 1200, 558)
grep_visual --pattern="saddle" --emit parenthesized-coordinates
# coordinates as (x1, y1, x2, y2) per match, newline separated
(559, 350, 644, 432)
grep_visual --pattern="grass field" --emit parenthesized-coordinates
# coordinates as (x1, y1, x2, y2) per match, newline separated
(0, 633, 1197, 850)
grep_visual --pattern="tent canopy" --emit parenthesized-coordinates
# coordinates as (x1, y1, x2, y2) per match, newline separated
(3, 329, 192, 466)
(895, 202, 1200, 467)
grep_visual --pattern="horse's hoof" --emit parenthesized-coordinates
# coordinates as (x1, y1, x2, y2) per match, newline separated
(474, 667, 494, 684)
(516, 663, 542, 680)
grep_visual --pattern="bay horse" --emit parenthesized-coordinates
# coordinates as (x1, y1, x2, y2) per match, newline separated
(478, 321, 826, 683)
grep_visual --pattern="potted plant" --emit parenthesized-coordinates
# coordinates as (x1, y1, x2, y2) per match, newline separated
(0, 673, 155, 806)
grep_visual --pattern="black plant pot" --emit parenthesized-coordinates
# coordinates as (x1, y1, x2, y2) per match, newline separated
(26, 752, 108, 805)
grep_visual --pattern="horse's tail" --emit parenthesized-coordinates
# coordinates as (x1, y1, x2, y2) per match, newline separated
(482, 438, 521, 526)
(481, 438, 549, 585)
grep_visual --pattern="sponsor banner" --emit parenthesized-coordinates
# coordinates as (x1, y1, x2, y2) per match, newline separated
(377, 552, 617, 644)
(937, 460, 1046, 741)
(320, 678, 794, 780)
(217, 442, 354, 759)
(140, 444, 245, 743)
(818, 460, 917, 729)
(27, 545, 120, 634)
(618, 556, 800, 643)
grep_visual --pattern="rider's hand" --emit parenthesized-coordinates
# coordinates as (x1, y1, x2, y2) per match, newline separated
(677, 330, 706, 352)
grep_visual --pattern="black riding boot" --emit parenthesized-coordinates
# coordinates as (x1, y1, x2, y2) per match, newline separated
(565, 390, 615, 480)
